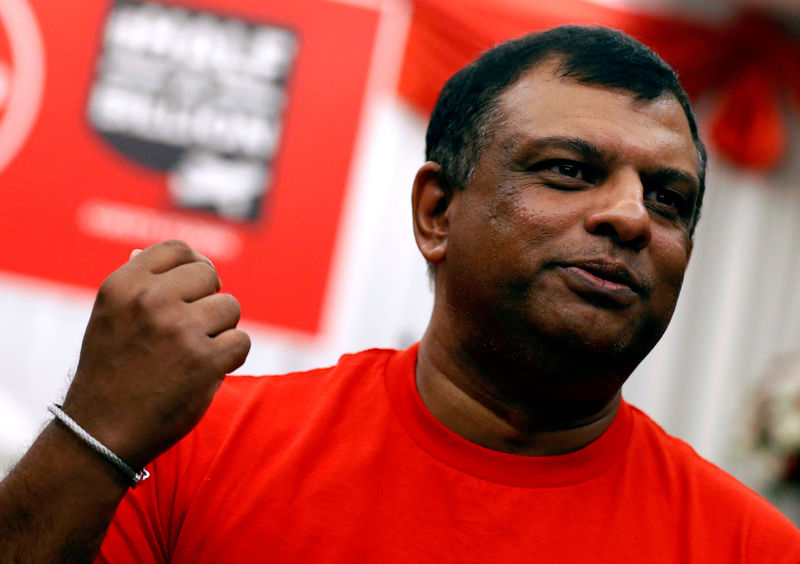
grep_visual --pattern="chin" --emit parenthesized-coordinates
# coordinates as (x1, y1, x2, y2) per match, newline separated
(520, 307, 668, 368)
(568, 320, 668, 368)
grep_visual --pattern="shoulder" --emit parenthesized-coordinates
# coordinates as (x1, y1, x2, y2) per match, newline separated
(146, 347, 402, 487)
(211, 347, 399, 412)
(627, 403, 765, 502)
(185, 347, 401, 445)
(626, 403, 800, 553)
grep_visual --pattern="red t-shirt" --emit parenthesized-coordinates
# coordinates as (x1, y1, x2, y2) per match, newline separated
(98, 345, 800, 562)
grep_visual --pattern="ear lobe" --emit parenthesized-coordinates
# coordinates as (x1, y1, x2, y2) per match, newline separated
(412, 162, 454, 265)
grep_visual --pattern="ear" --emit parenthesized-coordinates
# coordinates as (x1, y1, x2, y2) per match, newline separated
(411, 162, 455, 266)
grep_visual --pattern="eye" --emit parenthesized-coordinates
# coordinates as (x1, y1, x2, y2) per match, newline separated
(536, 159, 599, 183)
(646, 188, 687, 216)
(551, 161, 582, 177)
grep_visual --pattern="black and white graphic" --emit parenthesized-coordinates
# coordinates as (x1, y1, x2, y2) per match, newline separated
(88, 0, 298, 220)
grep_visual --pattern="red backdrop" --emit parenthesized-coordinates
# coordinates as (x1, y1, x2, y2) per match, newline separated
(398, 0, 800, 171)
(0, 0, 381, 335)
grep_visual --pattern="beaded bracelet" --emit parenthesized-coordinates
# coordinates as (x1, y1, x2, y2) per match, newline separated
(48, 404, 150, 488)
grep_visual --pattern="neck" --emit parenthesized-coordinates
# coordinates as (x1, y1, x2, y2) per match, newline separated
(415, 328, 627, 456)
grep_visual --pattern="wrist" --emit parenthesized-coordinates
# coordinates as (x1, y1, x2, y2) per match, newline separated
(48, 404, 150, 489)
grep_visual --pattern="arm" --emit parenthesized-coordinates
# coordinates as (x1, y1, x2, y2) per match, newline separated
(0, 240, 250, 563)
(0, 421, 130, 563)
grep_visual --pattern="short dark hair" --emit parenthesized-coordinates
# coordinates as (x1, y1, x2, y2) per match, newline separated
(425, 25, 707, 233)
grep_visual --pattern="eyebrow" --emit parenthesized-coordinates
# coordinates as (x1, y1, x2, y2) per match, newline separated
(513, 135, 605, 162)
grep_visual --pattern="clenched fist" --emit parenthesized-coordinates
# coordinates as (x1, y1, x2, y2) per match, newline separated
(61, 240, 251, 469)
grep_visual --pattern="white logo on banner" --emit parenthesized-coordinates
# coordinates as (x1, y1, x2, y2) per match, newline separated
(87, 1, 298, 221)
(0, 0, 45, 175)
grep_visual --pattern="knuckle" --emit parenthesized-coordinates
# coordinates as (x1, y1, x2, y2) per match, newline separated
(231, 332, 252, 368)
(98, 264, 130, 294)
(162, 239, 196, 260)
(217, 293, 241, 313)
(176, 328, 203, 356)
(96, 275, 120, 303)
(214, 294, 242, 325)
(97, 269, 141, 308)
(215, 329, 251, 373)
(197, 262, 221, 290)
(162, 239, 190, 251)
(131, 286, 166, 312)
(166, 310, 192, 334)
(157, 320, 204, 366)
(233, 330, 251, 355)
(161, 239, 210, 266)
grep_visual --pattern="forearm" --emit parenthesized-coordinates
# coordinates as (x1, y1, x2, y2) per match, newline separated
(0, 241, 249, 563)
(0, 421, 130, 564)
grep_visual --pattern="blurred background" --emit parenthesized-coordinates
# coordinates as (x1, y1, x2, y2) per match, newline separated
(2, 0, 800, 523)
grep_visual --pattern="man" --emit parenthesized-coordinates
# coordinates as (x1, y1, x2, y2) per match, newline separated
(1, 25, 799, 562)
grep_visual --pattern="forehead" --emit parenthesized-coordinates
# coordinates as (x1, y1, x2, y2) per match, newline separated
(493, 60, 698, 175)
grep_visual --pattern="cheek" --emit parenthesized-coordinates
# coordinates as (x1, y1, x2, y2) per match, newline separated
(660, 234, 691, 274)
(490, 185, 580, 246)
(650, 235, 692, 304)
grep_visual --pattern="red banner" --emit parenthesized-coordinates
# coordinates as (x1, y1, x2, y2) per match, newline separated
(0, 0, 380, 334)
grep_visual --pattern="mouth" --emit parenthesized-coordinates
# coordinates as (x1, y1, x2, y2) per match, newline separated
(555, 260, 645, 307)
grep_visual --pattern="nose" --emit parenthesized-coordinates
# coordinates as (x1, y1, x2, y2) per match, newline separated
(583, 171, 652, 250)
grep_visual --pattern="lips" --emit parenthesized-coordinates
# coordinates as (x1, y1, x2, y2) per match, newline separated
(568, 261, 644, 293)
(555, 260, 646, 306)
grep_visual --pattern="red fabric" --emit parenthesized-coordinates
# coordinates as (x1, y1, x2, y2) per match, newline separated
(398, 1, 800, 171)
(98, 345, 800, 563)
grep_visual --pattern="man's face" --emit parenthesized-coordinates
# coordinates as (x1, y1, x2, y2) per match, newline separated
(439, 60, 700, 365)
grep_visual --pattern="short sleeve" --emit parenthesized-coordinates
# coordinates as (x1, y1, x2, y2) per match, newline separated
(95, 458, 173, 564)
